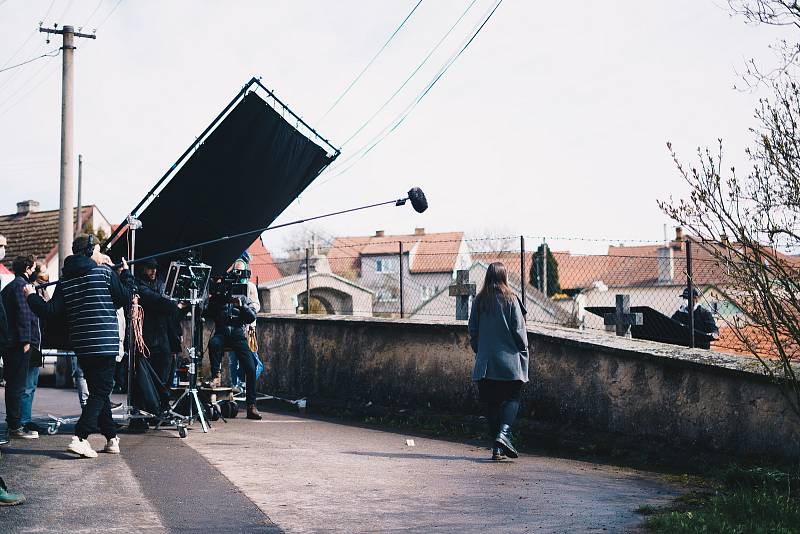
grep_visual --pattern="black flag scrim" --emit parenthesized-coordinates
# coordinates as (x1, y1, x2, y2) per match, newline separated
(108, 90, 336, 273)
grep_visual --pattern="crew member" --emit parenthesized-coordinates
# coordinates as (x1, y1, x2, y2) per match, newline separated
(135, 258, 181, 387)
(26, 234, 135, 458)
(228, 254, 260, 391)
(671, 287, 719, 349)
(205, 276, 262, 420)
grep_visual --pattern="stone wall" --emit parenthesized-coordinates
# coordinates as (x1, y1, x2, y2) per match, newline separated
(215, 314, 800, 460)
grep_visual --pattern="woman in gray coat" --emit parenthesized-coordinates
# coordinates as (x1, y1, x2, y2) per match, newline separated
(468, 262, 528, 460)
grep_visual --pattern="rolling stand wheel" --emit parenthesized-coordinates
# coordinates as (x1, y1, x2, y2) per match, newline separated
(178, 426, 187, 439)
(47, 423, 58, 435)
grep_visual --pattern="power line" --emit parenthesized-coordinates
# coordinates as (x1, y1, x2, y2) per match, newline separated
(340, 0, 478, 148)
(317, 0, 424, 124)
(0, 47, 61, 74)
(95, 0, 122, 31)
(318, 0, 504, 185)
(81, 0, 106, 30)
(0, 54, 59, 113)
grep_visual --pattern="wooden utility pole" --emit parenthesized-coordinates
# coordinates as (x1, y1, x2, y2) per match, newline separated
(39, 25, 96, 270)
(75, 154, 83, 233)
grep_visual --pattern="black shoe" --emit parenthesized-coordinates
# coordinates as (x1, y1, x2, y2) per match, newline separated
(494, 424, 518, 459)
(491, 446, 505, 461)
(246, 404, 262, 420)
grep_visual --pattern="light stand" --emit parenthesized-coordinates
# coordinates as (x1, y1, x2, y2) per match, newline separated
(157, 288, 209, 437)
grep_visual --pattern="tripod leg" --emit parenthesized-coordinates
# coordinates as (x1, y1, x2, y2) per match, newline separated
(191, 391, 209, 433)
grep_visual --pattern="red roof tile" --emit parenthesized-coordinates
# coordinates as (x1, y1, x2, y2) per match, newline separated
(246, 237, 283, 284)
(328, 231, 465, 277)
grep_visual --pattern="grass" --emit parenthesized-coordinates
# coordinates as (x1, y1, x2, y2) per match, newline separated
(640, 464, 800, 533)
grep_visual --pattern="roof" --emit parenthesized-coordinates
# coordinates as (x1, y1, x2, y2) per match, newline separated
(328, 231, 465, 277)
(0, 264, 11, 275)
(0, 206, 95, 269)
(554, 239, 736, 290)
(471, 251, 532, 288)
(713, 324, 800, 360)
(259, 270, 374, 294)
(245, 237, 283, 284)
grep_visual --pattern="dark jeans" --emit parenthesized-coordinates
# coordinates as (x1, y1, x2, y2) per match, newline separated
(3, 347, 29, 430)
(208, 332, 257, 404)
(75, 356, 117, 440)
(477, 379, 523, 438)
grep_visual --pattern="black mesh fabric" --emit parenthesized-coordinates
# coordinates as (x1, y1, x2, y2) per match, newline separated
(108, 91, 334, 273)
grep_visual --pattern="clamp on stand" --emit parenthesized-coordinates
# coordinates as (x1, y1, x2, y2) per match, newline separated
(158, 287, 210, 437)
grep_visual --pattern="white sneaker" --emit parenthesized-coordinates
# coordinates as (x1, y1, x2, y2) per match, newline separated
(67, 436, 97, 458)
(103, 436, 120, 454)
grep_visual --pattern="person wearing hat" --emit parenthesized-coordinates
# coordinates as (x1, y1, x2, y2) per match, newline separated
(135, 257, 182, 388)
(25, 234, 135, 458)
(671, 287, 719, 349)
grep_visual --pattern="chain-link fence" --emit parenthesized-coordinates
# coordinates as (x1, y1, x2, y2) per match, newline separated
(241, 234, 762, 355)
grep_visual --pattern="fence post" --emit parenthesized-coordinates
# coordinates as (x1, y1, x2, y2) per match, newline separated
(686, 239, 694, 348)
(305, 247, 311, 315)
(399, 241, 405, 318)
(520, 236, 525, 305)
(542, 240, 548, 295)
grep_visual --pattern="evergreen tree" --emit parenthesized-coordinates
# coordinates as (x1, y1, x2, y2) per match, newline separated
(530, 244, 560, 297)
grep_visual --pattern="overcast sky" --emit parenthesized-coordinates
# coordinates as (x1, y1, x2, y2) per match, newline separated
(0, 0, 793, 255)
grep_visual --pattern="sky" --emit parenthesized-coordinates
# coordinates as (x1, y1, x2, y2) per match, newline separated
(0, 0, 794, 256)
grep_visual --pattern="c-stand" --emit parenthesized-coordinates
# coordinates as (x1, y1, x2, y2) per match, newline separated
(157, 287, 209, 436)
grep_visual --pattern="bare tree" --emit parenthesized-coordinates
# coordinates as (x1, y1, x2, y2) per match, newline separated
(661, 1, 800, 420)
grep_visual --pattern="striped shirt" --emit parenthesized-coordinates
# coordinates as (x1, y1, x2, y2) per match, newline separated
(61, 267, 121, 357)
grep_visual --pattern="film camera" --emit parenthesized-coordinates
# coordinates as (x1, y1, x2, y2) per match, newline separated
(209, 267, 250, 301)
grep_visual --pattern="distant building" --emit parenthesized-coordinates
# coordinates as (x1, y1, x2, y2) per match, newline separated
(327, 228, 471, 316)
(258, 247, 373, 316)
(0, 200, 112, 284)
(409, 261, 572, 324)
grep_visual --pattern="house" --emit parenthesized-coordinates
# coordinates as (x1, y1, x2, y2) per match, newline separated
(328, 228, 471, 316)
(258, 247, 373, 316)
(245, 236, 283, 285)
(409, 261, 573, 324)
(0, 200, 112, 284)
(552, 228, 741, 331)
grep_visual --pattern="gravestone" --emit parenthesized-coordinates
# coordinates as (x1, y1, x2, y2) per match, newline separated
(449, 269, 476, 320)
(603, 294, 643, 338)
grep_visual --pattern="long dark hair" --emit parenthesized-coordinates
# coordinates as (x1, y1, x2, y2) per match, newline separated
(475, 262, 515, 312)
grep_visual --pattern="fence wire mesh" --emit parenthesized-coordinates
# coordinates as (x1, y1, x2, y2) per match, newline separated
(240, 235, 778, 357)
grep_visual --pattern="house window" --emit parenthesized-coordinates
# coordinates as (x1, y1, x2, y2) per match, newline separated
(376, 258, 396, 273)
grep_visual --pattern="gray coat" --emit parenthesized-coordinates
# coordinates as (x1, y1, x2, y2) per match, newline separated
(468, 294, 529, 383)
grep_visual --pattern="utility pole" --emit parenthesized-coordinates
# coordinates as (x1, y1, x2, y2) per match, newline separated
(39, 25, 96, 270)
(75, 154, 83, 233)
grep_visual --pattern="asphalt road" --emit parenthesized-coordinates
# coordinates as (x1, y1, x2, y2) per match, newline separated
(1, 387, 680, 533)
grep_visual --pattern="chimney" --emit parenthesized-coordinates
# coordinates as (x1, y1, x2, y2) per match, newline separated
(671, 226, 684, 251)
(414, 227, 425, 236)
(657, 246, 674, 284)
(17, 200, 39, 215)
(375, 230, 385, 238)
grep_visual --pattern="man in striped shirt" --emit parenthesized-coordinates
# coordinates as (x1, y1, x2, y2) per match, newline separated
(26, 234, 134, 458)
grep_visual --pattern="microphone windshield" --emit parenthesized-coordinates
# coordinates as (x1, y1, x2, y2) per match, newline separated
(408, 187, 428, 213)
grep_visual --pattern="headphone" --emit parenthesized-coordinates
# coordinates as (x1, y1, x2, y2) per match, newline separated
(83, 234, 96, 257)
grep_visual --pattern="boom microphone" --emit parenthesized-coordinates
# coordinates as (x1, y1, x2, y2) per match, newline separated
(408, 187, 428, 213)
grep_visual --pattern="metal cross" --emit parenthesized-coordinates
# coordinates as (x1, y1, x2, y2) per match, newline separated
(449, 269, 476, 320)
(603, 294, 643, 337)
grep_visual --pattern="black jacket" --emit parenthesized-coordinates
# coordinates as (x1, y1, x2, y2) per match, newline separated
(1, 275, 40, 348)
(136, 275, 181, 354)
(204, 295, 257, 337)
(671, 305, 719, 349)
(28, 255, 134, 357)
(0, 288, 8, 355)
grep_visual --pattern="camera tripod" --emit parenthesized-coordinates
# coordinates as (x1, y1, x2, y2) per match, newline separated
(157, 288, 210, 436)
